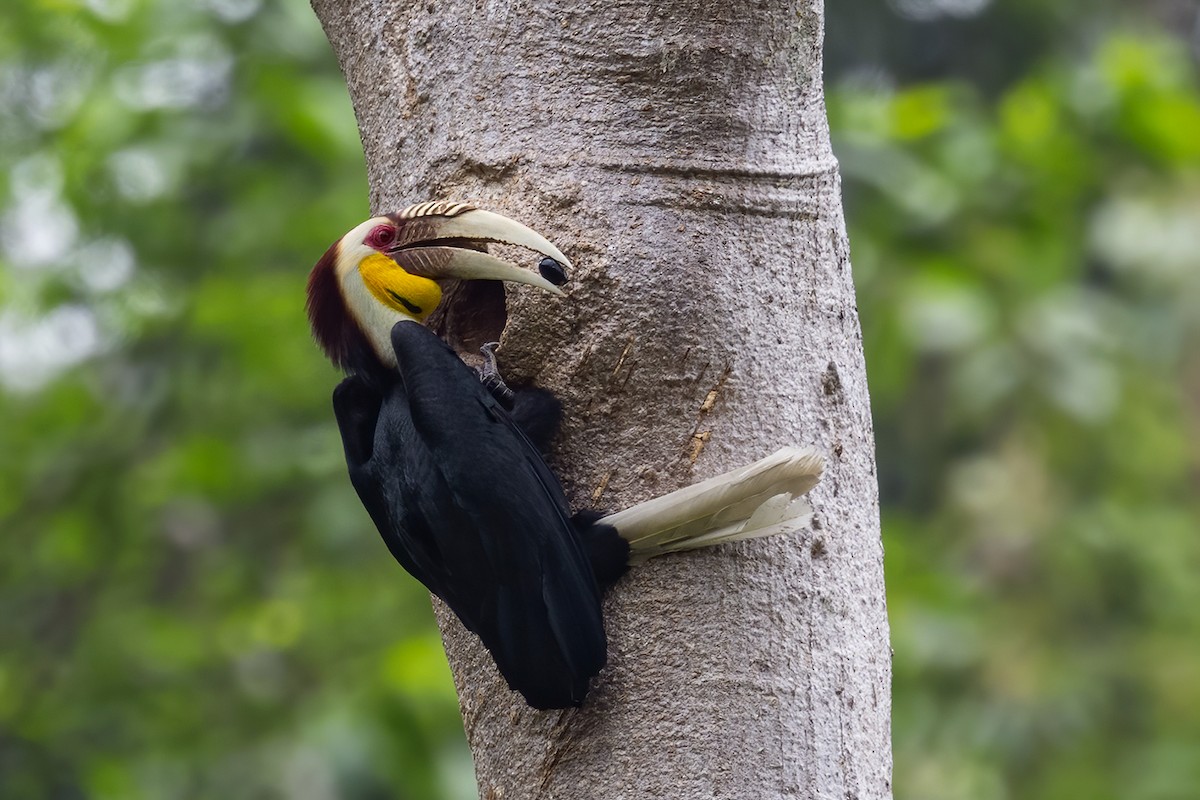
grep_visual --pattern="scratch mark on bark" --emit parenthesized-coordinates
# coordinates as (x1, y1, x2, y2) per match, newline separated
(612, 337, 636, 376)
(682, 365, 732, 463)
(618, 364, 636, 393)
(591, 470, 613, 506)
(699, 365, 733, 414)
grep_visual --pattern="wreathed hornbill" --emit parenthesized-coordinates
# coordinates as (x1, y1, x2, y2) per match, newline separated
(307, 201, 823, 709)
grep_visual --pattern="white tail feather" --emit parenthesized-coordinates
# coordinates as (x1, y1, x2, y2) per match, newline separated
(598, 447, 824, 564)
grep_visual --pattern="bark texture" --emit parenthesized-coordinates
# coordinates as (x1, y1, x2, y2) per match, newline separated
(310, 1, 892, 797)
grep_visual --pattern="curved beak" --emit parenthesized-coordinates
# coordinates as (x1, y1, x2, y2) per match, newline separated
(387, 206, 571, 296)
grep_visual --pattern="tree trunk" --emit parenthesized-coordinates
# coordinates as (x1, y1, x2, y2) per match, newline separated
(310, 1, 892, 798)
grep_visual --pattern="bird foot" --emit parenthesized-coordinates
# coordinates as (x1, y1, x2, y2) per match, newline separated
(478, 342, 515, 409)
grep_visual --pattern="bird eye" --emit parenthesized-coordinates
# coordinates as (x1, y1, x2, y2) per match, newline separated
(365, 224, 396, 250)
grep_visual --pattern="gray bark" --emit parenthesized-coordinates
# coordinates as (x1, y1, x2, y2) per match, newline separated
(310, 1, 892, 798)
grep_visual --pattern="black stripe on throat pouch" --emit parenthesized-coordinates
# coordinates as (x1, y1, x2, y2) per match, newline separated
(387, 290, 422, 315)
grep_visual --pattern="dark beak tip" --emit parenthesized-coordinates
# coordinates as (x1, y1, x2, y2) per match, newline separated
(538, 257, 569, 286)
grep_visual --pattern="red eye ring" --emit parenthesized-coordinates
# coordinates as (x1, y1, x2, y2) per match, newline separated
(365, 224, 396, 250)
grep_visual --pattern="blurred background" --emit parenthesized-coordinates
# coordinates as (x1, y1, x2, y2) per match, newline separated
(1, 0, 1197, 797)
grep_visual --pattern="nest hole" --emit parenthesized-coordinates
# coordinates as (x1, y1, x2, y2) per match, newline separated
(426, 279, 508, 357)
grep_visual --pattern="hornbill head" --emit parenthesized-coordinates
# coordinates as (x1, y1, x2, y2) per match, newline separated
(307, 201, 571, 374)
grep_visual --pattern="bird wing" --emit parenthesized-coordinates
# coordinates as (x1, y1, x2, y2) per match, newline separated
(331, 322, 606, 709)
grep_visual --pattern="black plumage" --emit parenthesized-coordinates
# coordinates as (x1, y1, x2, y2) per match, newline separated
(309, 208, 825, 711)
(333, 321, 627, 709)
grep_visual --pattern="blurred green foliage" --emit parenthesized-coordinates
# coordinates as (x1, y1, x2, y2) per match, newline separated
(0, 1, 470, 798)
(829, 17, 1200, 800)
(0, 0, 1196, 798)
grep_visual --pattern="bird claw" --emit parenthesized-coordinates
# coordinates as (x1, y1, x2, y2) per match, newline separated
(478, 342, 515, 410)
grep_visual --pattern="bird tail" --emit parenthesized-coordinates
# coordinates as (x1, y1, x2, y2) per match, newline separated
(598, 447, 824, 564)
